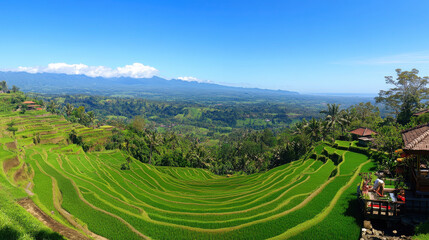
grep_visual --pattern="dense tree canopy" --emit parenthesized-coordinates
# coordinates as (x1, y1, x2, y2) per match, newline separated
(2, 76, 425, 175)
(376, 69, 429, 125)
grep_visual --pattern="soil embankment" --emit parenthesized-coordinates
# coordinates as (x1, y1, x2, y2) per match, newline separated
(18, 198, 91, 240)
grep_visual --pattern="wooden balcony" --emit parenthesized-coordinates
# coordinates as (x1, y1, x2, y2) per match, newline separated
(361, 189, 404, 220)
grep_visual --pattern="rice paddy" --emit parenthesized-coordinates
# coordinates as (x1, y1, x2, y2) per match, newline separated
(0, 102, 375, 239)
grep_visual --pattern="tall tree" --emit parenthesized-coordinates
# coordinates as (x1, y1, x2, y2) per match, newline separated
(11, 85, 19, 93)
(347, 102, 381, 129)
(376, 69, 429, 125)
(131, 116, 146, 132)
(0, 81, 7, 91)
(374, 125, 402, 155)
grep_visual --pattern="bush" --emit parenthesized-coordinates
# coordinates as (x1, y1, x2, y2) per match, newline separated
(318, 155, 327, 163)
(415, 221, 429, 237)
(348, 146, 370, 156)
(329, 168, 338, 178)
(95, 144, 103, 151)
(370, 151, 388, 164)
(120, 163, 130, 170)
(321, 148, 329, 157)
(331, 152, 343, 165)
(336, 145, 349, 151)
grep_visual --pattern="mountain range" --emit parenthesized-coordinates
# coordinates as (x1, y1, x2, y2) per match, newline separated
(0, 71, 298, 101)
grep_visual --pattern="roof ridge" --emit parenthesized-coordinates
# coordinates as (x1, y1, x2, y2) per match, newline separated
(401, 122, 429, 134)
(405, 128, 429, 149)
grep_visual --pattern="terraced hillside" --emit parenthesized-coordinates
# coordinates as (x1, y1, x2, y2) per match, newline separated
(0, 99, 375, 239)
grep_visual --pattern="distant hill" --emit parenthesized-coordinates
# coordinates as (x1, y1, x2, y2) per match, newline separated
(0, 71, 298, 101)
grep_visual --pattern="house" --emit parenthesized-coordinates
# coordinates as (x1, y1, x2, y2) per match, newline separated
(22, 101, 41, 110)
(398, 123, 429, 217)
(26, 104, 41, 110)
(350, 127, 377, 146)
(357, 124, 429, 221)
(402, 123, 429, 192)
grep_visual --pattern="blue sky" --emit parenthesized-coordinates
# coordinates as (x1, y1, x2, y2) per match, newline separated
(1, 0, 429, 93)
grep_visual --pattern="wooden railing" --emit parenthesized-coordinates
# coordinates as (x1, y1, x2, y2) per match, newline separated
(363, 199, 404, 218)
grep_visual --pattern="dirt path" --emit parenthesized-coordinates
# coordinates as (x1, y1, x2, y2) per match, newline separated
(25, 182, 34, 196)
(17, 198, 91, 240)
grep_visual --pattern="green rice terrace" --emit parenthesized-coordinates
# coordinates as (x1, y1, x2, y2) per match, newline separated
(0, 97, 376, 239)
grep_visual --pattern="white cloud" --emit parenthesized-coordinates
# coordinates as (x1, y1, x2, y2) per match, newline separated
(10, 62, 159, 78)
(177, 76, 211, 83)
(334, 52, 429, 65)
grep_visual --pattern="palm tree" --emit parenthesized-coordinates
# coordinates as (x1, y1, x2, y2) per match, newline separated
(64, 103, 74, 116)
(145, 130, 161, 165)
(320, 103, 346, 135)
(87, 111, 96, 127)
(164, 131, 178, 150)
(306, 118, 322, 142)
(338, 110, 353, 136)
(47, 100, 59, 114)
(293, 119, 308, 135)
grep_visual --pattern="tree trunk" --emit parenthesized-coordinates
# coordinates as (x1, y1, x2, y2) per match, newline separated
(149, 144, 153, 165)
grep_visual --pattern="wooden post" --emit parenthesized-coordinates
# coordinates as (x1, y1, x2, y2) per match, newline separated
(418, 154, 421, 191)
(378, 201, 381, 216)
(418, 155, 421, 177)
(370, 201, 373, 215)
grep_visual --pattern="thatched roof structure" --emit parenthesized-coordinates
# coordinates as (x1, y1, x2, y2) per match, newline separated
(402, 123, 429, 153)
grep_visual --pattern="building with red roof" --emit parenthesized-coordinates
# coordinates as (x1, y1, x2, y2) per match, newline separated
(22, 101, 41, 110)
(350, 127, 377, 137)
(350, 127, 377, 146)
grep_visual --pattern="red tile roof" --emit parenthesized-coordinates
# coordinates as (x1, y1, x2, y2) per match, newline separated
(36, 108, 43, 110)
(27, 105, 41, 107)
(350, 127, 377, 136)
(22, 101, 35, 104)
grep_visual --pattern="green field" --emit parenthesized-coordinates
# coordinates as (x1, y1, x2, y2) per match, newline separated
(0, 100, 375, 239)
